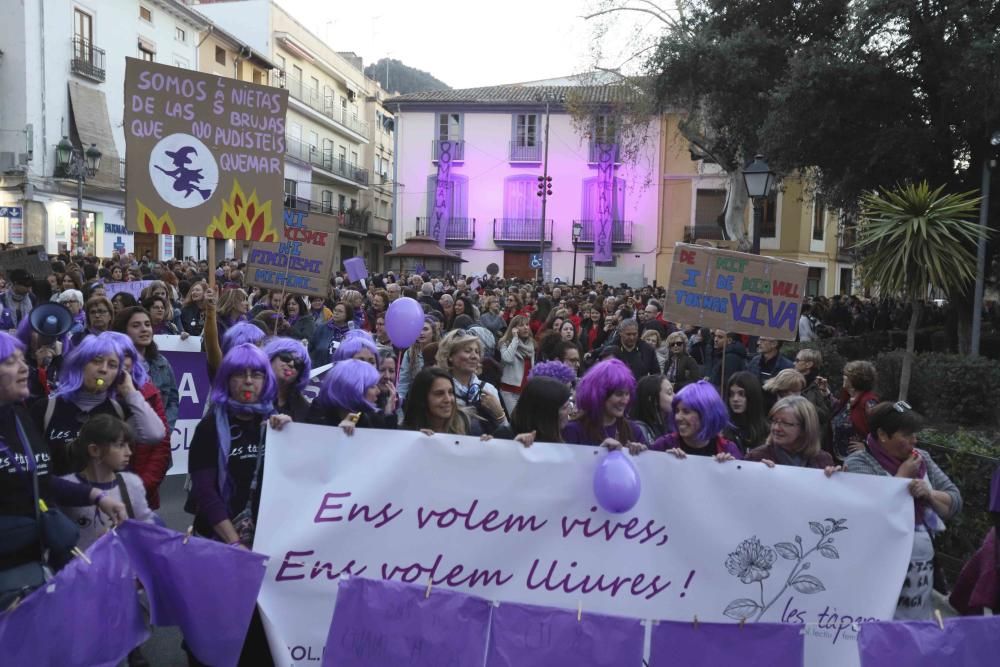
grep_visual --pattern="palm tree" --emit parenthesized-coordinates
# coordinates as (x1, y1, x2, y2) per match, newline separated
(855, 182, 984, 402)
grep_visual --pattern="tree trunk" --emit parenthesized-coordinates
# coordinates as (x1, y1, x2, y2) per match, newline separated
(724, 168, 750, 250)
(899, 299, 922, 403)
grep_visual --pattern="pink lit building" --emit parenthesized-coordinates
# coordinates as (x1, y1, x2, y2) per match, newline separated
(389, 80, 660, 284)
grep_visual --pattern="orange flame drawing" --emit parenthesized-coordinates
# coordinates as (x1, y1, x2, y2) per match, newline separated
(135, 200, 176, 234)
(205, 179, 279, 241)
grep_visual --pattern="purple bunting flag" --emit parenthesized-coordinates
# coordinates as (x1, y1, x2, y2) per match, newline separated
(322, 576, 491, 667)
(0, 532, 148, 667)
(649, 620, 804, 667)
(116, 520, 268, 667)
(433, 140, 453, 247)
(594, 142, 617, 263)
(485, 601, 644, 667)
(344, 256, 369, 284)
(858, 616, 1000, 666)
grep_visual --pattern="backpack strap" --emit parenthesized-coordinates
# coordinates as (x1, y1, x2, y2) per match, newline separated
(114, 474, 135, 520)
(108, 398, 125, 421)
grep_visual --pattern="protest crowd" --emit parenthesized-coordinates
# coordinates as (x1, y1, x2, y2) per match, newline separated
(0, 249, 995, 666)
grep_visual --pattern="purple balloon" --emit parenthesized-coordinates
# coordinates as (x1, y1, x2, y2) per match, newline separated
(385, 296, 425, 348)
(593, 450, 641, 513)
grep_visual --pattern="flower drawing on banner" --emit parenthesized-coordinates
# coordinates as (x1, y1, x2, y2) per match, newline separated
(723, 517, 848, 622)
(205, 179, 279, 241)
(725, 536, 777, 584)
(135, 200, 177, 235)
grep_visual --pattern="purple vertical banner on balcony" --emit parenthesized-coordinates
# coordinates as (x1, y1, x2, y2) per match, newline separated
(595, 143, 616, 262)
(432, 141, 453, 247)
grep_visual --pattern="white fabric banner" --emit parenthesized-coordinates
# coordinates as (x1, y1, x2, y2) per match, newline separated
(254, 425, 915, 667)
(154, 335, 206, 475)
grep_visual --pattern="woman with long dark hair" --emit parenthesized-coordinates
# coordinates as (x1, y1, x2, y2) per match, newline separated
(631, 374, 674, 444)
(402, 367, 476, 435)
(113, 306, 179, 429)
(282, 294, 315, 343)
(724, 371, 769, 454)
(494, 376, 573, 446)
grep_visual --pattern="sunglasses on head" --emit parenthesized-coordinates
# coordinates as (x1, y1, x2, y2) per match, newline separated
(893, 400, 911, 413)
(276, 352, 304, 370)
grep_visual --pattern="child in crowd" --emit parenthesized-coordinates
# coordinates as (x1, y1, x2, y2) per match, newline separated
(60, 414, 154, 550)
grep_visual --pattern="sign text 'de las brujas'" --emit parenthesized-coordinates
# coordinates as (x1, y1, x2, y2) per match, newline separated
(663, 243, 808, 341)
(246, 209, 334, 298)
(123, 58, 288, 241)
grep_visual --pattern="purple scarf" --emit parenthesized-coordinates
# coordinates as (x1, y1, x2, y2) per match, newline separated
(867, 433, 928, 523)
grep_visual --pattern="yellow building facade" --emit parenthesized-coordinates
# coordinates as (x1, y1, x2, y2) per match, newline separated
(655, 114, 856, 296)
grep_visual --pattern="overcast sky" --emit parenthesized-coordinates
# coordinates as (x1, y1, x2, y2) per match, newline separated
(274, 0, 665, 89)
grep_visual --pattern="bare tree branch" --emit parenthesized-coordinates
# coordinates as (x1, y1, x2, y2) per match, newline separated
(580, 6, 677, 29)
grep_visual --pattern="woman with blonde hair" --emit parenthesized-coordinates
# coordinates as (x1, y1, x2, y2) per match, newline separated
(437, 329, 507, 433)
(763, 368, 807, 400)
(215, 287, 249, 340)
(746, 395, 836, 472)
(180, 279, 210, 336)
(663, 330, 699, 390)
(496, 315, 535, 414)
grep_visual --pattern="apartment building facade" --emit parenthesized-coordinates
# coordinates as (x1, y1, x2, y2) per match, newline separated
(196, 0, 394, 273)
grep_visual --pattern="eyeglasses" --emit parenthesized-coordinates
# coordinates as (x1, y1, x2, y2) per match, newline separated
(236, 370, 266, 381)
(893, 400, 911, 413)
(670, 342, 685, 347)
(770, 419, 801, 428)
(275, 352, 304, 370)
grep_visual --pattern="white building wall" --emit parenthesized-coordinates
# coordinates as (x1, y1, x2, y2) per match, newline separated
(395, 107, 660, 283)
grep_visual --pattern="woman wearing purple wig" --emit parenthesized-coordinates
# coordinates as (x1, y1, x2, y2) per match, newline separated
(651, 380, 741, 461)
(263, 337, 312, 422)
(561, 358, 648, 454)
(305, 358, 396, 432)
(0, 331, 127, 609)
(28, 332, 165, 476)
(187, 343, 290, 546)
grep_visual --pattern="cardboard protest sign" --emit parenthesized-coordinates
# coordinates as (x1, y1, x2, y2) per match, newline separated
(664, 243, 808, 341)
(104, 280, 153, 300)
(123, 58, 288, 241)
(246, 209, 334, 298)
(0, 245, 51, 278)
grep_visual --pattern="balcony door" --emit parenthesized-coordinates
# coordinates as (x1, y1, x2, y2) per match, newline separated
(74, 8, 93, 61)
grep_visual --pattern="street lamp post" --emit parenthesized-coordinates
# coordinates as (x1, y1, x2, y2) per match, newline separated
(742, 154, 775, 255)
(536, 96, 552, 282)
(571, 221, 582, 285)
(971, 130, 1000, 357)
(56, 136, 102, 254)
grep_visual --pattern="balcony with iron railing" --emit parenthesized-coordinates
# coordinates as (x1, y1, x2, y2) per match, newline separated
(492, 218, 553, 247)
(431, 140, 465, 162)
(838, 224, 858, 260)
(273, 72, 369, 137)
(509, 142, 543, 162)
(282, 196, 369, 234)
(588, 142, 622, 164)
(414, 217, 476, 247)
(71, 36, 106, 82)
(573, 220, 633, 248)
(284, 134, 369, 186)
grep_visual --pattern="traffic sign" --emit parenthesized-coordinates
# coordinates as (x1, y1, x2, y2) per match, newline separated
(529, 254, 543, 269)
(0, 206, 22, 218)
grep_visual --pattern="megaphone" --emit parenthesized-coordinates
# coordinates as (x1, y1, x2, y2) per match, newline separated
(30, 303, 75, 339)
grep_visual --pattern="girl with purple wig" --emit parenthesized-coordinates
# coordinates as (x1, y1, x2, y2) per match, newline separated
(187, 343, 291, 546)
(305, 358, 396, 432)
(0, 332, 127, 609)
(28, 332, 166, 476)
(222, 320, 265, 354)
(331, 329, 378, 366)
(263, 337, 312, 422)
(561, 358, 648, 453)
(651, 380, 742, 461)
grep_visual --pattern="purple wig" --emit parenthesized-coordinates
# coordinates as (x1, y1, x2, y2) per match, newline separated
(210, 343, 277, 407)
(529, 360, 577, 386)
(317, 358, 379, 413)
(55, 332, 124, 399)
(331, 329, 378, 363)
(262, 337, 312, 393)
(0, 331, 24, 361)
(222, 321, 265, 353)
(673, 380, 730, 442)
(103, 331, 150, 388)
(575, 358, 637, 418)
